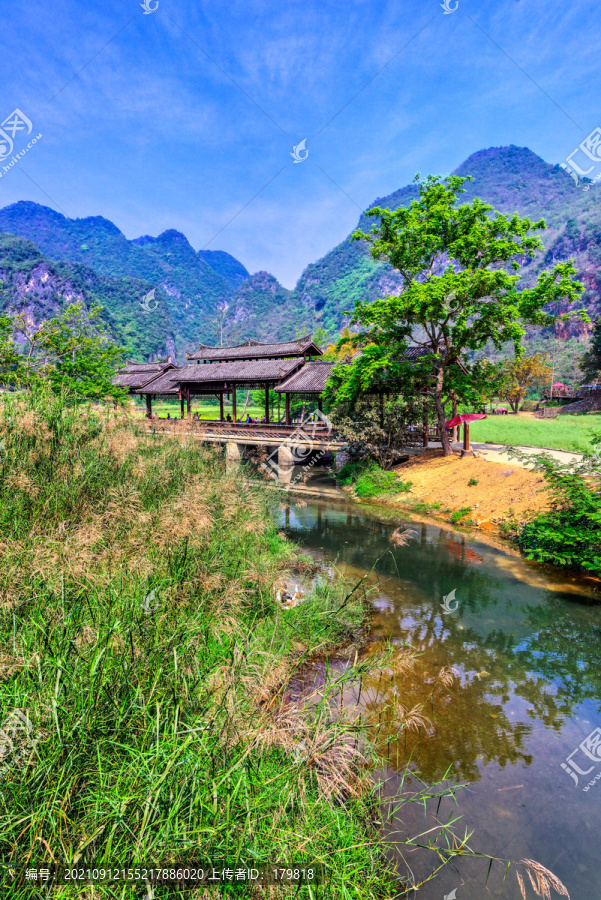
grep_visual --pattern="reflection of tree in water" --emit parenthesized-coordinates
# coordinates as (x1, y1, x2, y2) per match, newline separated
(359, 636, 535, 784)
(511, 603, 601, 713)
(285, 500, 601, 783)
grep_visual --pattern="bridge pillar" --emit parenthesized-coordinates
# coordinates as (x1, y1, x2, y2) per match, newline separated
(225, 441, 244, 470)
(278, 465, 293, 485)
(278, 444, 295, 467)
(334, 449, 349, 471)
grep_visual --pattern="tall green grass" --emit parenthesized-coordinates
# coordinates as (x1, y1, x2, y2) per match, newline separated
(0, 390, 395, 899)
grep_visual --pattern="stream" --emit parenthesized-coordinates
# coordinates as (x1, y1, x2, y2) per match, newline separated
(280, 492, 601, 899)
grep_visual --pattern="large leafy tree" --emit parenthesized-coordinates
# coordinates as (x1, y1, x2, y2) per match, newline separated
(498, 353, 552, 413)
(0, 302, 126, 402)
(339, 175, 584, 455)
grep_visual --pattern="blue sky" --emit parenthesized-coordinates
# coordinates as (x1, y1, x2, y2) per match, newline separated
(0, 0, 598, 286)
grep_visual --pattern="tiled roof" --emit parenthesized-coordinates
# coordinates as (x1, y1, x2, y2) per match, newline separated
(134, 356, 304, 394)
(114, 360, 174, 390)
(275, 361, 335, 394)
(176, 357, 303, 382)
(186, 335, 321, 361)
(133, 368, 181, 394)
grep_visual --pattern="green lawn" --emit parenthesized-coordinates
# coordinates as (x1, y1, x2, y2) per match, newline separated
(468, 412, 601, 452)
(132, 399, 272, 421)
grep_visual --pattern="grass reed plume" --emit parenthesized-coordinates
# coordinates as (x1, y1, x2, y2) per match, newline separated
(0, 389, 394, 899)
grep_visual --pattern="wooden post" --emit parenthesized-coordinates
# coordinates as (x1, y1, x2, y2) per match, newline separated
(232, 386, 237, 422)
(219, 391, 224, 421)
(452, 394, 458, 442)
(145, 394, 152, 419)
(285, 393, 291, 426)
(264, 383, 270, 424)
(180, 393, 184, 420)
(422, 406, 429, 448)
(464, 422, 470, 453)
(186, 387, 191, 420)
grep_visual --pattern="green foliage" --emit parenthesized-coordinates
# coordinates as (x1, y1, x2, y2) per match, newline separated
(337, 459, 371, 485)
(409, 499, 442, 515)
(345, 174, 585, 455)
(517, 442, 601, 572)
(0, 302, 126, 402)
(331, 393, 434, 468)
(339, 459, 411, 498)
(468, 477, 479, 486)
(450, 507, 472, 524)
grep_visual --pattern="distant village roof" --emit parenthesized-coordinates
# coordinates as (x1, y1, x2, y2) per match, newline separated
(275, 360, 336, 394)
(348, 345, 467, 372)
(186, 335, 322, 362)
(113, 359, 175, 390)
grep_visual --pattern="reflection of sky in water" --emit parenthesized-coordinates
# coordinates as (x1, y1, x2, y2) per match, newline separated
(281, 497, 601, 899)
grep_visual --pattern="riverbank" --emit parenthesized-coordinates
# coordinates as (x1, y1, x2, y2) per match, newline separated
(0, 394, 395, 899)
(388, 448, 551, 534)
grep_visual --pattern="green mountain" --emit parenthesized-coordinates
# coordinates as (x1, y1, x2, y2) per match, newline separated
(197, 249, 250, 288)
(0, 203, 262, 359)
(2, 146, 601, 364)
(295, 146, 598, 339)
(0, 234, 176, 361)
(224, 271, 311, 345)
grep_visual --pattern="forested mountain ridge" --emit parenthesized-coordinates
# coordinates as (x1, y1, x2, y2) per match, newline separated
(2, 145, 601, 363)
(0, 234, 176, 361)
(297, 146, 600, 338)
(0, 204, 268, 358)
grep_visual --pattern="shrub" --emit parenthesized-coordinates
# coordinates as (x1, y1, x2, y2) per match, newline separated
(338, 460, 411, 498)
(450, 507, 472, 524)
(517, 446, 601, 573)
(468, 477, 479, 486)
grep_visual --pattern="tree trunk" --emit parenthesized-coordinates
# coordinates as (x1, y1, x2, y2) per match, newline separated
(240, 390, 251, 419)
(435, 371, 452, 456)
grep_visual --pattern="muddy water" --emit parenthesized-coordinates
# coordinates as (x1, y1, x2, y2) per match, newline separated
(281, 496, 601, 899)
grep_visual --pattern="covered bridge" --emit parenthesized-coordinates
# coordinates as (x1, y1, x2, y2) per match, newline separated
(128, 336, 328, 424)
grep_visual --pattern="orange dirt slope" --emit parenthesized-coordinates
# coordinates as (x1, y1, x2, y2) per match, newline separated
(392, 450, 550, 529)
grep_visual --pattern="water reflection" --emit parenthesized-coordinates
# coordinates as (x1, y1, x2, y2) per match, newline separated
(282, 497, 601, 899)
